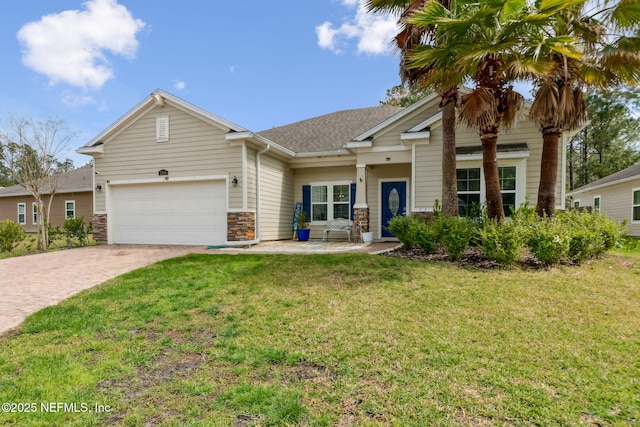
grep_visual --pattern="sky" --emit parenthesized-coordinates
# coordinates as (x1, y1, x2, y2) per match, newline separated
(0, 0, 408, 166)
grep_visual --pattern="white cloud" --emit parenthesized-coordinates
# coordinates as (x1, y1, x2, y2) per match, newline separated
(62, 92, 96, 107)
(17, 0, 146, 90)
(174, 81, 186, 91)
(316, 0, 398, 55)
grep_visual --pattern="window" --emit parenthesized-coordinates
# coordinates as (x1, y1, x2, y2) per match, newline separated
(633, 189, 640, 221)
(310, 183, 351, 222)
(499, 166, 517, 216)
(457, 166, 518, 216)
(156, 116, 169, 142)
(65, 200, 76, 219)
(32, 202, 38, 225)
(457, 168, 481, 216)
(593, 196, 601, 213)
(574, 199, 580, 209)
(17, 203, 26, 225)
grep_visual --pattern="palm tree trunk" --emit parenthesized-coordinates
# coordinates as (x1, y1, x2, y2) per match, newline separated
(440, 91, 458, 217)
(481, 134, 504, 220)
(536, 131, 560, 217)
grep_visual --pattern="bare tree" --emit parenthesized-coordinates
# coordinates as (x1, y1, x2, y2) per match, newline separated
(0, 116, 74, 251)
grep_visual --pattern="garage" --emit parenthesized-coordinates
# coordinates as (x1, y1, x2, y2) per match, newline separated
(109, 180, 227, 245)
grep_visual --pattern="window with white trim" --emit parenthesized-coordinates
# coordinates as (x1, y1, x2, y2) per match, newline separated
(156, 116, 169, 142)
(311, 183, 350, 222)
(499, 166, 517, 216)
(456, 166, 518, 216)
(17, 203, 26, 225)
(65, 200, 76, 219)
(574, 199, 580, 209)
(633, 189, 640, 221)
(593, 195, 601, 213)
(32, 202, 38, 225)
(457, 168, 481, 216)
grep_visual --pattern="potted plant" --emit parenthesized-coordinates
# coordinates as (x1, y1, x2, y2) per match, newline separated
(296, 210, 310, 241)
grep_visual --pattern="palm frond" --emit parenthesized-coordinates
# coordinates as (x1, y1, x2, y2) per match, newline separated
(501, 86, 524, 130)
(458, 87, 497, 130)
(530, 80, 560, 128)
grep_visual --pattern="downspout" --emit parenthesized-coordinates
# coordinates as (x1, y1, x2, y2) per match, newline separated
(255, 144, 271, 240)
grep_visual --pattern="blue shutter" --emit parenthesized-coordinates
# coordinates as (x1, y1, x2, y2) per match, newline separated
(302, 185, 311, 220)
(350, 183, 356, 220)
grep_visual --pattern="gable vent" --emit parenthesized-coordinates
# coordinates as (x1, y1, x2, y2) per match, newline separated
(156, 116, 169, 142)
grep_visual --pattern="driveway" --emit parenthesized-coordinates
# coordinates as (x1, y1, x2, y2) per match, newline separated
(0, 241, 398, 337)
(0, 245, 206, 336)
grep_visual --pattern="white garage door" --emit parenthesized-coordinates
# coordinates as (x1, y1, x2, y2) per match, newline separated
(110, 180, 227, 245)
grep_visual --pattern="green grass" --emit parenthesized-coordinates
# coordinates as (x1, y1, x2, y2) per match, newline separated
(1, 252, 639, 426)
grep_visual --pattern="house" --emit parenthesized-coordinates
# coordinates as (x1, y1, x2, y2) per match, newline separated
(77, 89, 570, 246)
(0, 166, 93, 232)
(567, 162, 640, 237)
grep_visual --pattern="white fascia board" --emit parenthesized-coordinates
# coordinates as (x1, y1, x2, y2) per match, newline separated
(352, 91, 442, 141)
(567, 175, 640, 197)
(400, 131, 431, 141)
(294, 149, 351, 158)
(81, 89, 250, 149)
(76, 145, 104, 156)
(406, 112, 442, 132)
(456, 151, 530, 162)
(344, 140, 373, 149)
(226, 131, 296, 157)
(154, 89, 249, 133)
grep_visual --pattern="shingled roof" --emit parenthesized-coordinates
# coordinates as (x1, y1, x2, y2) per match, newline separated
(0, 165, 93, 197)
(570, 162, 640, 194)
(256, 105, 405, 153)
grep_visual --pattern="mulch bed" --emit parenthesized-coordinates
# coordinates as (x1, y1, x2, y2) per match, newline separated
(383, 245, 544, 269)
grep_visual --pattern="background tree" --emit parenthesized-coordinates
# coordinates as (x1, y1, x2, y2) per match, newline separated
(568, 90, 640, 189)
(529, 0, 640, 216)
(368, 0, 459, 217)
(380, 83, 430, 106)
(0, 116, 74, 251)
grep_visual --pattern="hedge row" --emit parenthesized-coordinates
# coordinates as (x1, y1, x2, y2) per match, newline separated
(388, 205, 626, 266)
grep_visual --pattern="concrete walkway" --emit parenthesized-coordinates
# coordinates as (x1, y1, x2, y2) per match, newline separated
(0, 241, 399, 336)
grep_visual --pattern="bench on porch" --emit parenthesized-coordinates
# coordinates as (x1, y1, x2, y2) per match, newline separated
(322, 218, 354, 242)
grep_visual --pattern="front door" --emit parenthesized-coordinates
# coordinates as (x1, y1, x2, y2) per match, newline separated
(381, 181, 407, 238)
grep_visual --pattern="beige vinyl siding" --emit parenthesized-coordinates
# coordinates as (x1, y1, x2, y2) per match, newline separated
(571, 177, 640, 237)
(259, 154, 295, 240)
(246, 147, 257, 211)
(294, 166, 355, 240)
(413, 117, 560, 211)
(374, 102, 442, 147)
(94, 104, 243, 212)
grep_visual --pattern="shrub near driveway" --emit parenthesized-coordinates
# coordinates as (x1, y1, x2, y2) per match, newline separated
(0, 253, 638, 426)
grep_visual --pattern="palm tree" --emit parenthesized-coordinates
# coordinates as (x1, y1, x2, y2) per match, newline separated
(367, 0, 459, 217)
(530, 0, 640, 216)
(408, 0, 588, 219)
(407, 0, 529, 219)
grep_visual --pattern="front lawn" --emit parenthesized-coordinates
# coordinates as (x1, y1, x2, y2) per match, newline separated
(1, 253, 639, 426)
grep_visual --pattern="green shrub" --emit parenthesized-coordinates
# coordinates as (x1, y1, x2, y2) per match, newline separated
(64, 216, 90, 246)
(433, 216, 475, 261)
(527, 217, 571, 265)
(478, 219, 525, 265)
(0, 220, 26, 253)
(388, 216, 427, 249)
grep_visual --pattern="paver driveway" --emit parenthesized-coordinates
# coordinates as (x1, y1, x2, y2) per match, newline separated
(0, 245, 206, 335)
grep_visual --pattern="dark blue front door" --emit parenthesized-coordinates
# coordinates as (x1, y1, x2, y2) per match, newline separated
(381, 181, 407, 238)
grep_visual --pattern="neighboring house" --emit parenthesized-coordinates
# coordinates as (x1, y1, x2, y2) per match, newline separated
(0, 166, 93, 232)
(567, 162, 640, 237)
(77, 89, 573, 246)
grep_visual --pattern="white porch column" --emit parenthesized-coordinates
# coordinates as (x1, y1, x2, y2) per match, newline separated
(354, 164, 368, 208)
